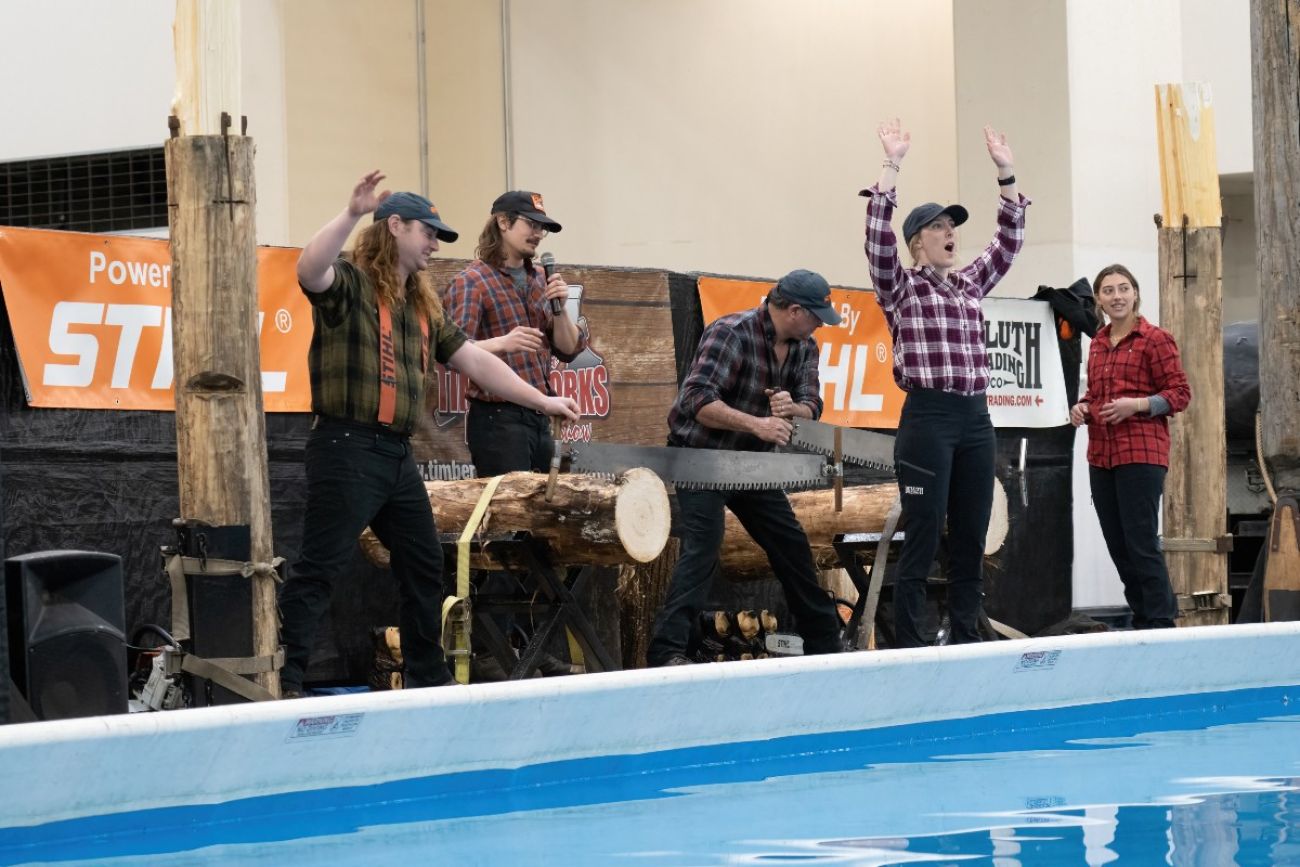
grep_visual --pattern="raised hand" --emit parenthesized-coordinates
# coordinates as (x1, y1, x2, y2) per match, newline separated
(347, 170, 391, 218)
(878, 118, 911, 163)
(984, 126, 1014, 169)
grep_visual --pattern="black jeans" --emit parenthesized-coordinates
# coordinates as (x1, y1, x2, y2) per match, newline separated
(466, 398, 554, 475)
(893, 389, 996, 647)
(646, 487, 842, 665)
(1089, 463, 1177, 628)
(278, 418, 452, 690)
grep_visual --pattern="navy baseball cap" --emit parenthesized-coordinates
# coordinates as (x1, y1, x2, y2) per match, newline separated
(491, 190, 563, 233)
(902, 202, 968, 245)
(775, 269, 842, 326)
(374, 191, 459, 242)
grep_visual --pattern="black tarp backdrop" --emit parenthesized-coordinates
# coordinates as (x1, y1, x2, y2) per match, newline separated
(0, 288, 395, 686)
(668, 276, 1079, 640)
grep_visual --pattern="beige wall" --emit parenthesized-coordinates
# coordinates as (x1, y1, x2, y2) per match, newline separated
(954, 0, 1074, 299)
(424, 0, 508, 248)
(281, 0, 423, 245)
(505, 0, 957, 287)
(243, 0, 291, 245)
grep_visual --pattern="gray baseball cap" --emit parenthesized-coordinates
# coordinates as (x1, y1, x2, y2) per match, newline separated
(902, 202, 968, 245)
(374, 191, 459, 242)
(775, 269, 842, 326)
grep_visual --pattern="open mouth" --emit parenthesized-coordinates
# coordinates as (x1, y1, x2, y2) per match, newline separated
(944, 243, 955, 254)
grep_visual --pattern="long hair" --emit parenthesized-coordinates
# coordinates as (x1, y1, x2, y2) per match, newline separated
(1092, 263, 1141, 323)
(351, 219, 443, 326)
(475, 213, 534, 272)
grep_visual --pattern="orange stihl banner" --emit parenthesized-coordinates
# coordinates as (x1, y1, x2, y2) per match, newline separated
(698, 276, 1070, 429)
(0, 226, 313, 411)
(697, 276, 905, 428)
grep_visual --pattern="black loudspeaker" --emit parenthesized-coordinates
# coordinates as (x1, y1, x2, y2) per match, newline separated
(4, 550, 128, 720)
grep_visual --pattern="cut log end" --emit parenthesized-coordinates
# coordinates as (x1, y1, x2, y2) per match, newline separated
(615, 467, 672, 563)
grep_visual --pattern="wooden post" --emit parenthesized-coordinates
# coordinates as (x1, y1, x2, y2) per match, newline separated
(1154, 82, 1229, 626)
(167, 1, 278, 695)
(1250, 0, 1300, 616)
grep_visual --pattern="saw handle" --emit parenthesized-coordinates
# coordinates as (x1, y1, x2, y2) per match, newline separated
(833, 427, 843, 512)
(545, 418, 563, 501)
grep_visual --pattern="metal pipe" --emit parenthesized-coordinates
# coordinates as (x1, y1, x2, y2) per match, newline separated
(500, 0, 514, 189)
(415, 0, 430, 197)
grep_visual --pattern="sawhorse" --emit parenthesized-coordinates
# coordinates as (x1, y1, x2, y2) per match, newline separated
(441, 531, 616, 680)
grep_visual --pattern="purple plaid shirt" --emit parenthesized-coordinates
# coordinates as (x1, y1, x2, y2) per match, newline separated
(863, 185, 1029, 395)
(668, 303, 822, 451)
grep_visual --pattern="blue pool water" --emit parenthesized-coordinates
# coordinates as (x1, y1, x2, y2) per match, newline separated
(4, 689, 1299, 865)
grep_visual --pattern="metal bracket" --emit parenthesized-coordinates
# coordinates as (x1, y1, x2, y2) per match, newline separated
(1178, 590, 1231, 612)
(1161, 535, 1233, 553)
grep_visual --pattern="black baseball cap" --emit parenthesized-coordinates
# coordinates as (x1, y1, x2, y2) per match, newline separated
(491, 190, 563, 233)
(374, 191, 459, 242)
(775, 269, 842, 326)
(902, 202, 968, 245)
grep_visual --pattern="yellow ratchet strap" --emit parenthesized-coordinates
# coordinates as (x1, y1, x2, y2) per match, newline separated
(446, 475, 503, 684)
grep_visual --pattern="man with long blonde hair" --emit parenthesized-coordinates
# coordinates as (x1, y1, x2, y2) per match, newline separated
(279, 171, 578, 696)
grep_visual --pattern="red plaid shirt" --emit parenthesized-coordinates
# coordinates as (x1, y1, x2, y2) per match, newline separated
(444, 259, 589, 401)
(1081, 317, 1191, 468)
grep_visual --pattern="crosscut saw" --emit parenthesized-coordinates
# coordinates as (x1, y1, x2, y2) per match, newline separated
(567, 443, 832, 491)
(788, 418, 897, 473)
(788, 419, 902, 512)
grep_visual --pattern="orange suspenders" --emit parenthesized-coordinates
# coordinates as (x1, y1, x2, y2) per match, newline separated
(377, 305, 431, 426)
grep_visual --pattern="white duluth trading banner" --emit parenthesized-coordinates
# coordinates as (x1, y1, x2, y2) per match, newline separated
(980, 297, 1069, 428)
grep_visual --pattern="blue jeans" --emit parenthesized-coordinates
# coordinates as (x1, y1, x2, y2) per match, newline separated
(278, 418, 452, 690)
(647, 487, 842, 665)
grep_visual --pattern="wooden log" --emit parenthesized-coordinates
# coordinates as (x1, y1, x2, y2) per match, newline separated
(360, 469, 670, 569)
(1251, 0, 1300, 496)
(721, 478, 1008, 578)
(166, 122, 276, 686)
(1155, 82, 1229, 626)
(172, 0, 241, 137)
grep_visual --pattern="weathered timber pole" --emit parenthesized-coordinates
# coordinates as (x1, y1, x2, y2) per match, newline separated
(1250, 0, 1300, 618)
(1154, 83, 1229, 626)
(167, 1, 278, 694)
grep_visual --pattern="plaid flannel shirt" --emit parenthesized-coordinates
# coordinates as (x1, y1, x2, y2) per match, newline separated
(444, 259, 589, 401)
(863, 185, 1029, 395)
(304, 259, 468, 434)
(668, 303, 822, 451)
(1081, 317, 1191, 469)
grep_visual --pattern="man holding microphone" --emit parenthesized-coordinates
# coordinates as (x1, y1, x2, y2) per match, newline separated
(445, 191, 588, 476)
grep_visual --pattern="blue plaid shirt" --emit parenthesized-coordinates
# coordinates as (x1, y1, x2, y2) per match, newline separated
(668, 302, 822, 451)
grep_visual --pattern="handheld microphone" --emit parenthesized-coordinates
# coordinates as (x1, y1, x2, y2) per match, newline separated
(540, 252, 564, 316)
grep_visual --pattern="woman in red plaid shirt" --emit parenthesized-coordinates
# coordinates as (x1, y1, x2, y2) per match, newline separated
(1070, 264, 1191, 628)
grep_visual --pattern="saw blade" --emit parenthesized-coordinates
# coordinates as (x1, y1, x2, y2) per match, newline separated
(789, 419, 897, 473)
(567, 443, 830, 491)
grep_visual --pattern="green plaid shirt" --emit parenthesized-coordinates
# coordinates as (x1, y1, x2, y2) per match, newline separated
(305, 259, 468, 434)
